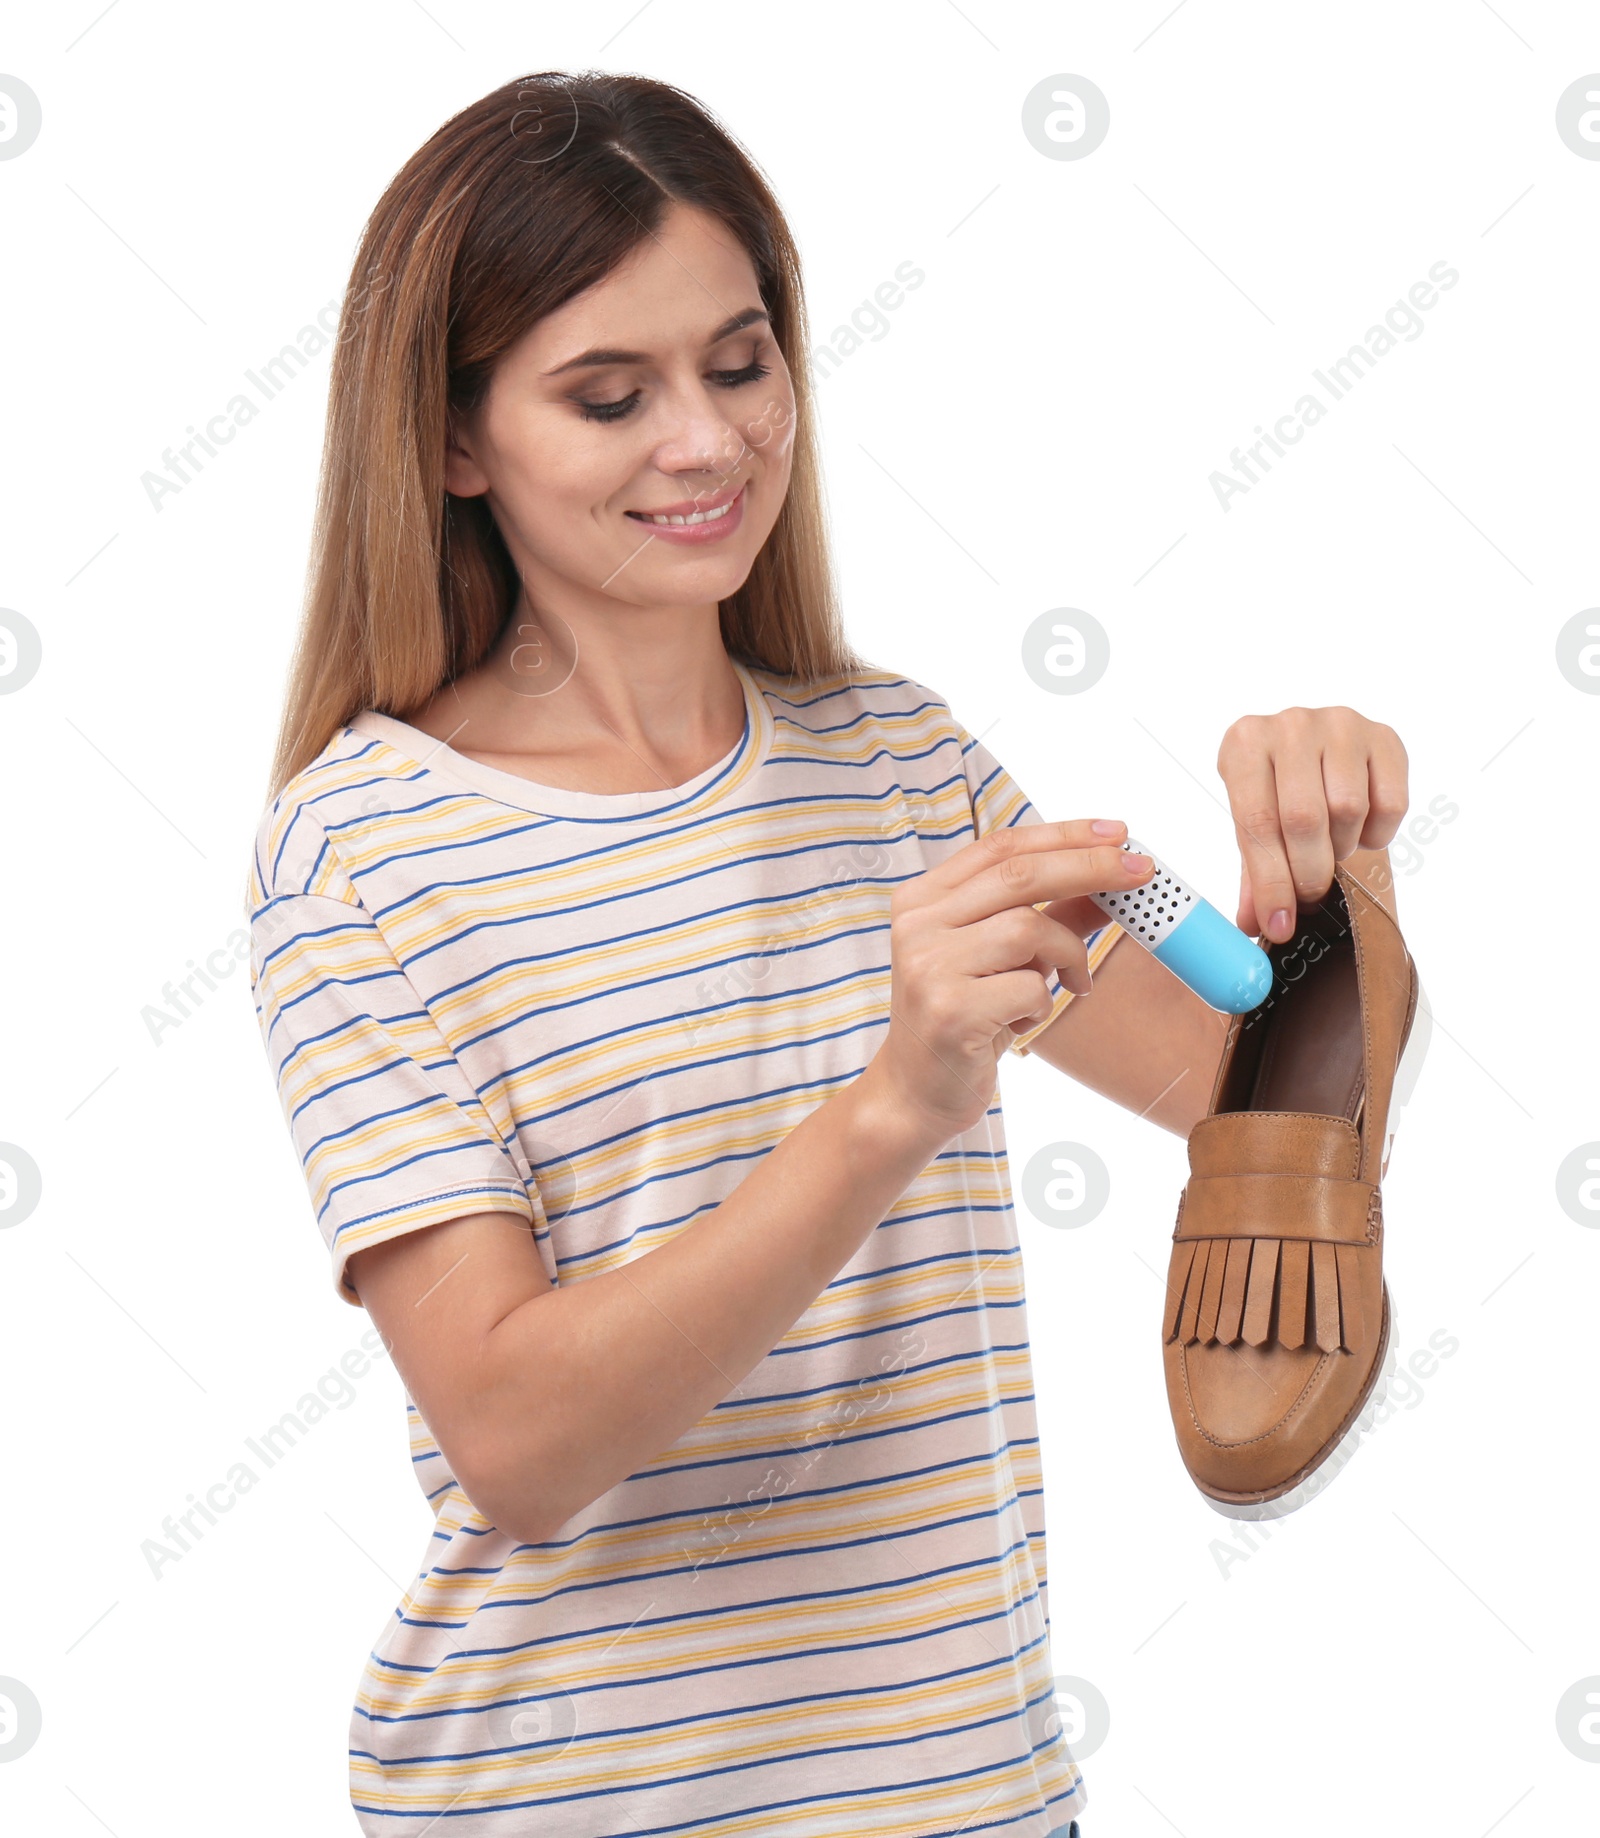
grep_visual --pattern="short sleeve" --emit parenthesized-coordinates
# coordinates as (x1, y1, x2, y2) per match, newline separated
(248, 807, 534, 1307)
(952, 713, 1126, 1056)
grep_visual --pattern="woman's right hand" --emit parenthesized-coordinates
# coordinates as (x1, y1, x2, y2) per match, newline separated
(862, 818, 1155, 1145)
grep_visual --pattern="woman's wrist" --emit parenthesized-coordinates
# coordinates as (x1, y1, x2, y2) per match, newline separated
(843, 1055, 965, 1167)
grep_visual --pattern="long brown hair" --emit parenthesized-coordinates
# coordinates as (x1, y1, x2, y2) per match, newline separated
(266, 69, 868, 797)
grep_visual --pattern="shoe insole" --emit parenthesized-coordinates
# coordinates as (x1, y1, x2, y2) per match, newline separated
(1244, 907, 1365, 1122)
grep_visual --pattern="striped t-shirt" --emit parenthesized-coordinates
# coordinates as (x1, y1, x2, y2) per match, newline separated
(246, 661, 1125, 1838)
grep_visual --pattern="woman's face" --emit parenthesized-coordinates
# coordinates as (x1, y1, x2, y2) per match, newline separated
(445, 202, 797, 617)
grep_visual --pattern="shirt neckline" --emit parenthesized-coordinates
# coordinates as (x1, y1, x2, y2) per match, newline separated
(347, 658, 775, 823)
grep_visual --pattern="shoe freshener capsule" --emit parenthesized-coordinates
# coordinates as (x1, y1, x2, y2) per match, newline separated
(1087, 836, 1274, 1014)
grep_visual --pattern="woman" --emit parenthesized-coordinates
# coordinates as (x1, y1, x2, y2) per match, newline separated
(248, 70, 1408, 1837)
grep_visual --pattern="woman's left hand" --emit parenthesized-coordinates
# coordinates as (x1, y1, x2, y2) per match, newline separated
(1217, 706, 1409, 944)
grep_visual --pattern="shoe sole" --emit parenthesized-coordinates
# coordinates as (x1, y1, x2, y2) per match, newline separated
(1192, 969, 1430, 1521)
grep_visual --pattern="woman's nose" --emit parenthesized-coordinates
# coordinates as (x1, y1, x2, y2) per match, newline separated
(650, 387, 749, 480)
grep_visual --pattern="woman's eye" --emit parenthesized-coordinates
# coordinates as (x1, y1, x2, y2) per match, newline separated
(709, 358, 772, 390)
(577, 391, 641, 425)
(574, 357, 772, 425)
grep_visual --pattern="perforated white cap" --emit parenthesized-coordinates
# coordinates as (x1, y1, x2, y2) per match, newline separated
(1086, 835, 1196, 945)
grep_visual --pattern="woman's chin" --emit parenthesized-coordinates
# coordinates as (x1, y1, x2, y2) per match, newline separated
(606, 553, 759, 605)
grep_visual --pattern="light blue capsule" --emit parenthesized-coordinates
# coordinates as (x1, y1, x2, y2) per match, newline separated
(1150, 895, 1274, 1014)
(1085, 836, 1274, 1015)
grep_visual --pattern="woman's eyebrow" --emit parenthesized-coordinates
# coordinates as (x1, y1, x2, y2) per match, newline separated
(541, 306, 769, 377)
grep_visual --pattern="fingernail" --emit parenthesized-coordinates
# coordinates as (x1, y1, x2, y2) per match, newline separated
(1091, 819, 1124, 836)
(1124, 852, 1152, 874)
(1269, 908, 1292, 939)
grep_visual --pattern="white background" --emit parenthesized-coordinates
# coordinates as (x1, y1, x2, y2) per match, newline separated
(2, 2, 1597, 1833)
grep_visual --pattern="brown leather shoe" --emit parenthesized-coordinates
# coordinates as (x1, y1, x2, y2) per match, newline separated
(1161, 847, 1429, 1518)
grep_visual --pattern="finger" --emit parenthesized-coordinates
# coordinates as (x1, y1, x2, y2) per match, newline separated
(938, 837, 1154, 931)
(1270, 745, 1336, 913)
(1358, 724, 1409, 851)
(1017, 952, 1091, 1001)
(1221, 750, 1295, 943)
(1035, 891, 1127, 942)
(949, 906, 1092, 994)
(1233, 858, 1259, 936)
(1321, 733, 1372, 865)
(1025, 947, 1092, 998)
(898, 817, 1129, 911)
(981, 967, 1064, 1041)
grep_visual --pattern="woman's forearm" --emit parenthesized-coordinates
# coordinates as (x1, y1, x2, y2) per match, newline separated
(1027, 928, 1232, 1135)
(466, 1066, 950, 1544)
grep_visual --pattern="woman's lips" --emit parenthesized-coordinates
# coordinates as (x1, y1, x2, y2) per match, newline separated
(624, 483, 746, 545)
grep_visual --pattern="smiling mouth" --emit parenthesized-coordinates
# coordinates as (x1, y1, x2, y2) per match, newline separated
(626, 484, 745, 527)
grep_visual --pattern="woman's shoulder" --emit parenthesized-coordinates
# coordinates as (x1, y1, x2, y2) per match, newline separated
(745, 660, 961, 735)
(246, 715, 414, 913)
